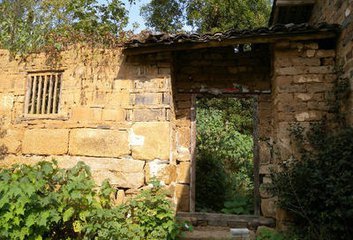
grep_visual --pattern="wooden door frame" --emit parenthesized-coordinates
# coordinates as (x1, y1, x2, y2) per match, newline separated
(189, 94, 260, 214)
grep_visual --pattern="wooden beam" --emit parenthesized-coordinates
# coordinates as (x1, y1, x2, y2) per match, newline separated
(276, 0, 315, 6)
(124, 31, 337, 55)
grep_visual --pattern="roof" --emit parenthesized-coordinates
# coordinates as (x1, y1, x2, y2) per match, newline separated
(124, 23, 339, 55)
(269, 0, 316, 25)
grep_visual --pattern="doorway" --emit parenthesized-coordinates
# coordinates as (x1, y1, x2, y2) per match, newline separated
(191, 95, 259, 215)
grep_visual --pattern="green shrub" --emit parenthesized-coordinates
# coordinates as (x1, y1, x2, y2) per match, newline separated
(196, 153, 227, 211)
(0, 161, 181, 240)
(256, 227, 296, 240)
(0, 161, 110, 239)
(196, 97, 254, 212)
(269, 124, 353, 240)
(83, 179, 181, 240)
(221, 194, 252, 215)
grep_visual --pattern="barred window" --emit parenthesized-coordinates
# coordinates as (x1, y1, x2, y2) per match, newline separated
(25, 72, 63, 115)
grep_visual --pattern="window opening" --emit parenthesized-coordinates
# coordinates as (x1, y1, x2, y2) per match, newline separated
(25, 72, 62, 115)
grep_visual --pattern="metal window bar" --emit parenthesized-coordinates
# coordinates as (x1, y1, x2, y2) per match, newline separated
(26, 72, 62, 115)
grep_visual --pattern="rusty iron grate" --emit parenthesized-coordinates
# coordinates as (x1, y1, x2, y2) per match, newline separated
(25, 72, 63, 115)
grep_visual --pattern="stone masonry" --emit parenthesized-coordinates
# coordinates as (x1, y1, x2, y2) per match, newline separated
(260, 41, 337, 224)
(0, 47, 178, 207)
(0, 29, 343, 223)
(311, 0, 353, 124)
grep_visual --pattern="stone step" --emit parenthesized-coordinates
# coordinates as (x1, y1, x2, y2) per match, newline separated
(181, 226, 236, 240)
(177, 212, 275, 230)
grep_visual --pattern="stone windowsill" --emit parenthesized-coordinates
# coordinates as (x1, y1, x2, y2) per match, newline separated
(19, 114, 69, 121)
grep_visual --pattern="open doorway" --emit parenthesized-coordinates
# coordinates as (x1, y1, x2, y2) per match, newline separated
(194, 96, 258, 214)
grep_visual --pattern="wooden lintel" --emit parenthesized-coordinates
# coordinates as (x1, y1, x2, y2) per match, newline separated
(123, 31, 337, 55)
(276, 0, 315, 6)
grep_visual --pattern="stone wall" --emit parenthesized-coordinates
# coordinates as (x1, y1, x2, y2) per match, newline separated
(0, 47, 178, 206)
(0, 37, 339, 218)
(263, 40, 337, 225)
(310, 0, 353, 124)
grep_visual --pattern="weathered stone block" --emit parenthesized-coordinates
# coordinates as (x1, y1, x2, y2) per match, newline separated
(133, 93, 161, 105)
(259, 141, 271, 164)
(115, 190, 126, 205)
(0, 94, 14, 113)
(145, 160, 176, 185)
(278, 112, 295, 121)
(177, 162, 190, 183)
(0, 155, 44, 168)
(293, 74, 322, 83)
(306, 83, 334, 93)
(177, 127, 191, 147)
(107, 92, 130, 108)
(102, 109, 125, 121)
(1, 129, 23, 154)
(130, 122, 170, 160)
(261, 197, 277, 218)
(70, 107, 102, 122)
(132, 108, 165, 122)
(316, 50, 336, 58)
(134, 78, 164, 89)
(162, 93, 171, 105)
(69, 129, 129, 157)
(295, 93, 312, 101)
(177, 146, 191, 162)
(113, 79, 132, 90)
(275, 57, 320, 67)
(276, 66, 334, 75)
(277, 84, 306, 94)
(308, 101, 329, 111)
(56, 156, 145, 188)
(175, 184, 190, 212)
(22, 129, 69, 155)
(295, 111, 322, 122)
(305, 49, 316, 57)
(259, 164, 277, 175)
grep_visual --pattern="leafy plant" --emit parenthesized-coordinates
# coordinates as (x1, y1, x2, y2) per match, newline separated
(0, 160, 110, 239)
(0, 0, 131, 56)
(221, 195, 252, 215)
(196, 153, 227, 211)
(269, 123, 353, 240)
(196, 97, 254, 213)
(256, 227, 292, 240)
(0, 161, 182, 240)
(84, 179, 182, 240)
(141, 0, 272, 33)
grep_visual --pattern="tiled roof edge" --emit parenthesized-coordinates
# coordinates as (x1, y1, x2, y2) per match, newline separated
(125, 22, 340, 49)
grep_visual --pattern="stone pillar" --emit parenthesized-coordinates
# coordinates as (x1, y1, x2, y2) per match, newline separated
(263, 40, 337, 223)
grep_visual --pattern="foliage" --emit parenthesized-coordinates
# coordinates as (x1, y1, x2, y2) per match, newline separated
(0, 160, 105, 239)
(221, 195, 252, 215)
(196, 97, 254, 213)
(140, 0, 272, 33)
(0, 161, 181, 240)
(256, 227, 296, 240)
(268, 122, 353, 240)
(195, 153, 227, 211)
(141, 0, 184, 33)
(84, 179, 181, 240)
(0, 0, 130, 55)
